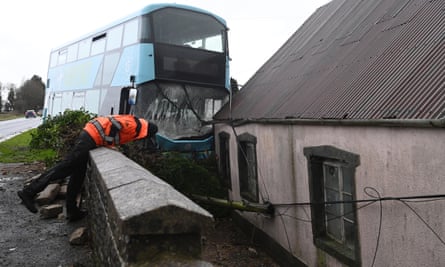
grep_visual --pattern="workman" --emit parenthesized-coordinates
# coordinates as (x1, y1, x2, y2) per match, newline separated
(18, 114, 158, 222)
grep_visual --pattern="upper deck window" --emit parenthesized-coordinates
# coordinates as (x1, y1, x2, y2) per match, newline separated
(78, 39, 91, 59)
(67, 43, 78, 63)
(91, 33, 106, 55)
(58, 49, 67, 65)
(123, 19, 139, 46)
(106, 25, 123, 51)
(152, 8, 226, 53)
(50, 51, 58, 67)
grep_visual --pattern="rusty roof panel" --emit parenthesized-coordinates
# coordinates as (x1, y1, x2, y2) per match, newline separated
(216, 0, 445, 121)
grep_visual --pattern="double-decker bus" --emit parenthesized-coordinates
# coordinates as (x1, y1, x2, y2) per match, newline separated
(44, 3, 230, 153)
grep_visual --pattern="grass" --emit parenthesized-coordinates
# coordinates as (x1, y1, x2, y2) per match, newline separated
(0, 112, 23, 121)
(0, 129, 55, 163)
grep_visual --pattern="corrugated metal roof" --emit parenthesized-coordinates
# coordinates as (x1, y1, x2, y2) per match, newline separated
(216, 0, 445, 121)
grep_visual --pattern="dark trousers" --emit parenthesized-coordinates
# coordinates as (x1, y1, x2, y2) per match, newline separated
(24, 130, 97, 212)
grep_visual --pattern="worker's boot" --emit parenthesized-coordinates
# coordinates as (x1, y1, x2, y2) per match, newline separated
(17, 171, 54, 213)
(66, 207, 87, 222)
(66, 191, 87, 222)
(17, 190, 37, 213)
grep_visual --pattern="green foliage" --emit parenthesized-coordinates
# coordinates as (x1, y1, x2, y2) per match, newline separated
(129, 150, 223, 196)
(0, 129, 55, 163)
(30, 109, 96, 161)
(124, 147, 230, 216)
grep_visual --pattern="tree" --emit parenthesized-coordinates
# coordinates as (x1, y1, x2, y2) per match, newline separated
(14, 75, 45, 113)
(230, 77, 241, 94)
(7, 86, 16, 111)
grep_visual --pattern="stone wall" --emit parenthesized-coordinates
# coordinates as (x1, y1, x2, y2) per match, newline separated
(85, 148, 214, 266)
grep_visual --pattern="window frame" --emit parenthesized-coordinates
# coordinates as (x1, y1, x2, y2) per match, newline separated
(303, 145, 361, 266)
(237, 133, 258, 203)
(218, 132, 231, 190)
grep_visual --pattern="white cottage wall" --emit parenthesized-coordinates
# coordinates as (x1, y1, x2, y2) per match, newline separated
(214, 123, 445, 267)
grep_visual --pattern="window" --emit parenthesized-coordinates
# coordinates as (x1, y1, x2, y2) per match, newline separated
(238, 133, 258, 202)
(67, 43, 78, 62)
(204, 98, 222, 120)
(303, 145, 361, 266)
(58, 49, 67, 65)
(50, 51, 58, 67)
(91, 33, 106, 55)
(152, 7, 226, 53)
(106, 25, 123, 51)
(219, 132, 231, 190)
(78, 39, 91, 59)
(123, 19, 139, 46)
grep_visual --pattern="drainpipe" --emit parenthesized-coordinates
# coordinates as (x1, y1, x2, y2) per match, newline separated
(191, 194, 274, 215)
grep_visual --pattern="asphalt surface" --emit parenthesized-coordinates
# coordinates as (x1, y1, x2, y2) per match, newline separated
(0, 117, 42, 143)
(0, 162, 92, 267)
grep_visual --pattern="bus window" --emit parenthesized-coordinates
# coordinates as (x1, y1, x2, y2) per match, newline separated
(106, 25, 123, 51)
(50, 51, 58, 67)
(78, 39, 91, 59)
(153, 8, 225, 53)
(58, 49, 67, 65)
(140, 15, 152, 42)
(102, 53, 120, 85)
(91, 33, 106, 55)
(67, 43, 78, 62)
(123, 19, 139, 46)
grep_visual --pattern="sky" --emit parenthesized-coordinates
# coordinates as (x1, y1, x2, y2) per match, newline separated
(0, 0, 331, 89)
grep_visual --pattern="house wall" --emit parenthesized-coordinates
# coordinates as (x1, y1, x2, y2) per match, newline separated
(214, 123, 445, 267)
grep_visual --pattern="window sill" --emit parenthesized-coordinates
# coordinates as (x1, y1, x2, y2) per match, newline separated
(315, 237, 359, 266)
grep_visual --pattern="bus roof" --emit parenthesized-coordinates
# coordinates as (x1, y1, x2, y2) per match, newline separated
(51, 3, 227, 52)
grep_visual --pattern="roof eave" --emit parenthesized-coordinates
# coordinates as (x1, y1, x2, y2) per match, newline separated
(213, 118, 445, 128)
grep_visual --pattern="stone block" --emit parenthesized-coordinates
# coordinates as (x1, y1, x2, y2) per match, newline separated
(40, 203, 63, 219)
(36, 183, 61, 205)
(87, 148, 214, 266)
(69, 227, 88, 246)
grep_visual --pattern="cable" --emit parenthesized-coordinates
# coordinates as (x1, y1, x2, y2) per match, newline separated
(398, 199, 445, 246)
(364, 187, 383, 267)
(279, 212, 293, 252)
(229, 122, 271, 203)
(272, 193, 445, 207)
(271, 187, 445, 267)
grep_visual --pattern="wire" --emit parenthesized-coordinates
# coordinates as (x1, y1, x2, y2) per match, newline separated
(364, 187, 383, 267)
(398, 199, 445, 246)
(272, 193, 445, 207)
(279, 212, 293, 252)
(276, 199, 377, 224)
(270, 187, 445, 266)
(229, 122, 271, 203)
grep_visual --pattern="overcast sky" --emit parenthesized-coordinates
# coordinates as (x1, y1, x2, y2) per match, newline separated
(0, 0, 330, 88)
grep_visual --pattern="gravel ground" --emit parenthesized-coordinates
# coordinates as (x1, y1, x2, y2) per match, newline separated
(0, 162, 92, 267)
(0, 162, 279, 267)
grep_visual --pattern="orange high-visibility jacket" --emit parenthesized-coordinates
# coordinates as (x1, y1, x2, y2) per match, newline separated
(83, 115, 149, 146)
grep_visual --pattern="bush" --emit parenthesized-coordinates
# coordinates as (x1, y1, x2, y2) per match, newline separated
(124, 147, 230, 217)
(30, 109, 96, 162)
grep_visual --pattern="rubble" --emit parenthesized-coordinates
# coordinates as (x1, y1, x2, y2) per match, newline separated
(69, 227, 88, 246)
(35, 183, 61, 205)
(40, 203, 63, 219)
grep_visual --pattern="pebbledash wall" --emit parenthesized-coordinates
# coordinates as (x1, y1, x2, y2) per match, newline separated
(85, 147, 214, 266)
(215, 122, 445, 267)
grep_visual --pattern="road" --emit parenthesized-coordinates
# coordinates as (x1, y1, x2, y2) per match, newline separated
(0, 117, 42, 142)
